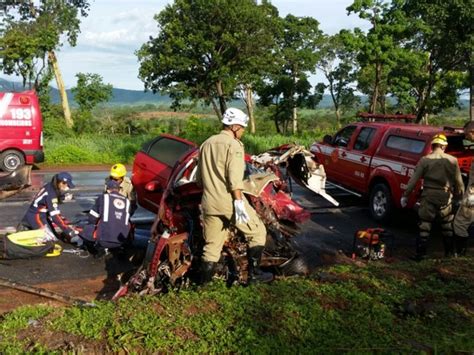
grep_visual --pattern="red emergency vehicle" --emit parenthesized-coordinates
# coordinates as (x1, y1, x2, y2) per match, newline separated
(310, 114, 473, 222)
(0, 90, 44, 172)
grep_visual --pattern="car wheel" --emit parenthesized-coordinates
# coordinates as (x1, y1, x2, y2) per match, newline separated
(369, 183, 393, 223)
(0, 150, 25, 172)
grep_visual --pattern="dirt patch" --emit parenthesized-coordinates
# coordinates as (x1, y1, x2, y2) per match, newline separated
(136, 111, 209, 120)
(0, 276, 116, 314)
(17, 325, 109, 353)
(184, 300, 220, 316)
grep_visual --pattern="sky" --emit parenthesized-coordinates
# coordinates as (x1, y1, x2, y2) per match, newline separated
(3, 0, 370, 91)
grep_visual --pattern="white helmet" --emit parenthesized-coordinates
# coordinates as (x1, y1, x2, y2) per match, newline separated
(221, 108, 249, 127)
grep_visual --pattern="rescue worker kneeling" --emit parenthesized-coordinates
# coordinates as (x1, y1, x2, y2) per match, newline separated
(20, 172, 78, 241)
(80, 180, 132, 256)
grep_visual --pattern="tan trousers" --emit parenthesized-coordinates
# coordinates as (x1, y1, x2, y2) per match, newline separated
(202, 201, 266, 263)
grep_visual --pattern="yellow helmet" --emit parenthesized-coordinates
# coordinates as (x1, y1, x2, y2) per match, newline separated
(110, 163, 127, 178)
(431, 133, 448, 146)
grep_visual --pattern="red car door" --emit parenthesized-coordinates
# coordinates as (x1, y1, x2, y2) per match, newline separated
(132, 134, 196, 213)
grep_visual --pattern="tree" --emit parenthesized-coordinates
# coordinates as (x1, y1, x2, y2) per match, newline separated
(397, 0, 473, 121)
(71, 73, 112, 112)
(256, 14, 323, 134)
(317, 32, 359, 126)
(0, 0, 90, 128)
(347, 0, 398, 114)
(137, 0, 278, 124)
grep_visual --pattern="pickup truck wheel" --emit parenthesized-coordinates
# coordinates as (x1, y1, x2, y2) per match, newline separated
(0, 150, 25, 172)
(369, 183, 393, 223)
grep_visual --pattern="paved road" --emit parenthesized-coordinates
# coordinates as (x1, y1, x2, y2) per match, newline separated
(0, 168, 439, 307)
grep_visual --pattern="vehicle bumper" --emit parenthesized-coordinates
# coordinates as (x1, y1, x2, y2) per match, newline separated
(25, 149, 44, 164)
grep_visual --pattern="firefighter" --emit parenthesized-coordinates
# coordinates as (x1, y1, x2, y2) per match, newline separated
(105, 163, 137, 215)
(453, 121, 474, 255)
(21, 172, 77, 241)
(196, 108, 273, 285)
(80, 179, 132, 254)
(401, 133, 464, 260)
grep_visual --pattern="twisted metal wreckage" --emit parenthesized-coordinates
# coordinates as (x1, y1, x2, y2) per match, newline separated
(113, 144, 338, 299)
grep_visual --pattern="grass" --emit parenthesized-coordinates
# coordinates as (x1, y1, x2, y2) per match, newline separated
(1, 257, 474, 353)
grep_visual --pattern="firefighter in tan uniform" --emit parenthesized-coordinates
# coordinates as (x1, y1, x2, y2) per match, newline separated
(105, 163, 137, 215)
(453, 121, 474, 255)
(196, 108, 273, 284)
(401, 134, 464, 260)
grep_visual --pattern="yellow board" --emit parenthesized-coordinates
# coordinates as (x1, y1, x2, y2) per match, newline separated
(7, 229, 62, 257)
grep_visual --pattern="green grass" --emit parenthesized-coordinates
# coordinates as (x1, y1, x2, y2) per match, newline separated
(1, 257, 474, 353)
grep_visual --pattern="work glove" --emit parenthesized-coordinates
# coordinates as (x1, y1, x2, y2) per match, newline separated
(233, 199, 250, 224)
(400, 196, 408, 208)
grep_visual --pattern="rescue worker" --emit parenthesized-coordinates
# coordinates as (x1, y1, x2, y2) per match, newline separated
(196, 107, 273, 285)
(105, 163, 137, 215)
(401, 133, 464, 260)
(80, 179, 132, 254)
(453, 121, 474, 255)
(21, 172, 77, 241)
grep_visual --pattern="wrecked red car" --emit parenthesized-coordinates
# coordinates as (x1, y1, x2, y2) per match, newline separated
(114, 136, 337, 298)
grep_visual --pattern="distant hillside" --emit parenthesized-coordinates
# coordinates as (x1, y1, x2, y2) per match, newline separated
(0, 78, 171, 106)
(0, 78, 468, 109)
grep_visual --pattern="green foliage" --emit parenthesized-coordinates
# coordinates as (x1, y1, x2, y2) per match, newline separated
(256, 14, 323, 134)
(3, 258, 474, 352)
(137, 0, 278, 116)
(71, 73, 113, 112)
(44, 134, 151, 165)
(0, 305, 54, 352)
(0, 0, 90, 89)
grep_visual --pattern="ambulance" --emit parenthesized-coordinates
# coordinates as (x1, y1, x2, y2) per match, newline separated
(0, 90, 44, 172)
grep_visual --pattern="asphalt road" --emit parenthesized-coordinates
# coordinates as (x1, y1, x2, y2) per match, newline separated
(0, 168, 444, 307)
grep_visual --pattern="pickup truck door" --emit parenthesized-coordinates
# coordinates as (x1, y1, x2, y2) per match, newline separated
(341, 126, 378, 191)
(316, 125, 358, 184)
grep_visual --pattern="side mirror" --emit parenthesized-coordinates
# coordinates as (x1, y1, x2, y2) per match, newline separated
(323, 134, 333, 144)
(145, 180, 163, 192)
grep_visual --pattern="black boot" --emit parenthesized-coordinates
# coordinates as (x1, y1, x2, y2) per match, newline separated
(455, 236, 468, 257)
(443, 236, 455, 258)
(413, 237, 427, 262)
(247, 246, 274, 284)
(199, 261, 216, 285)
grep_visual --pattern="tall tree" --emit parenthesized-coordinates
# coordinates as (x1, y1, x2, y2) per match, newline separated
(347, 0, 397, 114)
(256, 14, 323, 134)
(317, 32, 359, 126)
(0, 0, 90, 128)
(397, 0, 473, 121)
(137, 0, 278, 123)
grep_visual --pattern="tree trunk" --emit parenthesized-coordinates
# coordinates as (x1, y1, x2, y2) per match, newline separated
(292, 105, 297, 134)
(470, 63, 474, 121)
(210, 99, 222, 121)
(370, 62, 381, 114)
(244, 85, 256, 134)
(48, 51, 73, 128)
(215, 81, 227, 115)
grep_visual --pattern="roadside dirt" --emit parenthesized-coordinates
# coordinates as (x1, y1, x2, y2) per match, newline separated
(136, 111, 209, 120)
(0, 276, 119, 314)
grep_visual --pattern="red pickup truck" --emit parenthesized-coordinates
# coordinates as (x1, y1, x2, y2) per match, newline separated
(310, 120, 473, 222)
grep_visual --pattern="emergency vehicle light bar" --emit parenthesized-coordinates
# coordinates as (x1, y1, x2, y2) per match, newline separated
(357, 112, 417, 122)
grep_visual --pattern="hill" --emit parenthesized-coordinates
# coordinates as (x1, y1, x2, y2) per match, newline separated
(0, 78, 468, 109)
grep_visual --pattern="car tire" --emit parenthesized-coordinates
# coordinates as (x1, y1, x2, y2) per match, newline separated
(369, 183, 393, 223)
(0, 150, 25, 172)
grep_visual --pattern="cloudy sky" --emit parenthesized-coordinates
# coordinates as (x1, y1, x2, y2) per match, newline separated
(5, 0, 370, 90)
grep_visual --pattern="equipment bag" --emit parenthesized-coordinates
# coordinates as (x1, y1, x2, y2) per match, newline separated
(1, 229, 59, 259)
